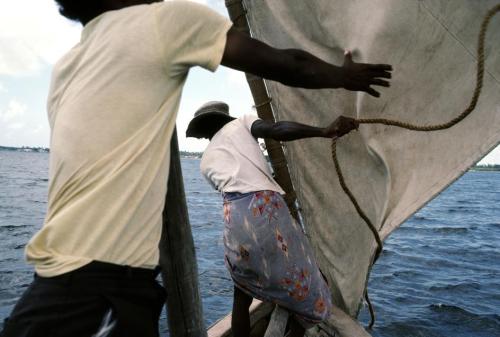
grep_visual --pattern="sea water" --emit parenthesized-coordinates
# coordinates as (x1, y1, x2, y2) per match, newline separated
(0, 151, 499, 337)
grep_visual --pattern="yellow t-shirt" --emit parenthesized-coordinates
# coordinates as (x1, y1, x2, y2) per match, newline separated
(25, 1, 232, 277)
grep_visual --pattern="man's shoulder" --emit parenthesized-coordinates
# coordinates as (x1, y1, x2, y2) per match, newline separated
(238, 114, 261, 132)
(152, 1, 226, 20)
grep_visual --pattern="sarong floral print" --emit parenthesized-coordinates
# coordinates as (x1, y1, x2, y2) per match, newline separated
(223, 191, 332, 326)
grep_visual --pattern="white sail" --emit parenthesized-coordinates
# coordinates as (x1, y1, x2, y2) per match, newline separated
(241, 0, 500, 335)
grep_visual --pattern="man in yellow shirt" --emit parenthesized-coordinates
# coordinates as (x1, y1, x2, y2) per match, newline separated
(0, 0, 391, 336)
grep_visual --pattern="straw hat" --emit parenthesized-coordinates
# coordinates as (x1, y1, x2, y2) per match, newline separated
(186, 101, 235, 137)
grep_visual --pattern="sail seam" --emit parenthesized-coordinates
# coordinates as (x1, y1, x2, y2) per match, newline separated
(420, 1, 500, 86)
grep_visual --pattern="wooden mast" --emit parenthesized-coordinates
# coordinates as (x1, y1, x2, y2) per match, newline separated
(159, 128, 207, 337)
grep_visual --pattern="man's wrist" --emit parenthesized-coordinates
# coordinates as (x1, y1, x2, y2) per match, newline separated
(326, 64, 345, 89)
(320, 127, 331, 138)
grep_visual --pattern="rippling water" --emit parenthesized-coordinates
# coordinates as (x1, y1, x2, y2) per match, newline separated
(0, 151, 499, 337)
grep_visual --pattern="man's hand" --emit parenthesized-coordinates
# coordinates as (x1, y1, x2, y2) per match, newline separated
(324, 116, 359, 138)
(340, 51, 392, 98)
(221, 28, 392, 96)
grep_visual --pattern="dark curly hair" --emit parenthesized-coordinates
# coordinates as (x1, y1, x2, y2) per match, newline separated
(54, 0, 108, 24)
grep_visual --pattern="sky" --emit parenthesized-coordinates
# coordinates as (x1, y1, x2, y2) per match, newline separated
(0, 0, 499, 164)
(0, 0, 254, 153)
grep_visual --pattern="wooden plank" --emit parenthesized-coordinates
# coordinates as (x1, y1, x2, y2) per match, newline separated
(159, 128, 207, 337)
(263, 306, 288, 337)
(208, 300, 274, 337)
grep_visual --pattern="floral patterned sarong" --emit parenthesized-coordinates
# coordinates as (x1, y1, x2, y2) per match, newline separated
(223, 190, 332, 326)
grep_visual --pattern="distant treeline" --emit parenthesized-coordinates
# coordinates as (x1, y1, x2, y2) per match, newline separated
(0, 146, 49, 153)
(0, 146, 202, 158)
(471, 164, 500, 171)
(179, 151, 203, 159)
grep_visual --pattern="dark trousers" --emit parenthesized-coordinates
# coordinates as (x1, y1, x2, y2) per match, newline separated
(0, 261, 166, 337)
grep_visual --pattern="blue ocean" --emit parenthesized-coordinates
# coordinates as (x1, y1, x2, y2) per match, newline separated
(0, 150, 499, 337)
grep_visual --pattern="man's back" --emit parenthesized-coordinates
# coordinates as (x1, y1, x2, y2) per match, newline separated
(200, 115, 285, 194)
(48, 4, 179, 163)
(26, 1, 232, 277)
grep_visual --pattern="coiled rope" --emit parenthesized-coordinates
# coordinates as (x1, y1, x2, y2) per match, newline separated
(331, 4, 500, 329)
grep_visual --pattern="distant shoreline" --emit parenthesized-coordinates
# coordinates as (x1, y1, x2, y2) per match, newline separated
(0, 146, 49, 153)
(1, 146, 498, 170)
(0, 146, 203, 159)
(469, 166, 500, 172)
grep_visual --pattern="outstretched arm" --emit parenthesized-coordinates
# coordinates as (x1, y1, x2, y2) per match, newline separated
(221, 27, 392, 97)
(251, 116, 358, 142)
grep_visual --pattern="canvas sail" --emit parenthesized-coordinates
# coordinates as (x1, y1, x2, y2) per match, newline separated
(240, 0, 500, 334)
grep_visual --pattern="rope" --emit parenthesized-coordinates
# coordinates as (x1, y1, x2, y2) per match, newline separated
(254, 97, 273, 109)
(331, 4, 500, 329)
(231, 9, 248, 23)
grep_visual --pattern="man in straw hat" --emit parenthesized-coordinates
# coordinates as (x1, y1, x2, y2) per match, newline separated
(186, 101, 358, 337)
(1, 0, 391, 336)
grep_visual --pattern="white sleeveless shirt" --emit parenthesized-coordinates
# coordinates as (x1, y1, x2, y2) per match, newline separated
(200, 114, 285, 194)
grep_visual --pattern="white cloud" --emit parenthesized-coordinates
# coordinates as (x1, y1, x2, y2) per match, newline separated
(7, 122, 26, 130)
(0, 82, 7, 93)
(227, 70, 248, 89)
(0, 0, 81, 76)
(0, 100, 49, 147)
(206, 0, 228, 15)
(478, 145, 500, 165)
(1, 99, 27, 123)
(32, 124, 45, 134)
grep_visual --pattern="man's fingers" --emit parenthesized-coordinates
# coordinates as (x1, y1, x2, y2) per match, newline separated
(366, 87, 380, 97)
(368, 64, 393, 71)
(370, 70, 392, 79)
(370, 79, 390, 87)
